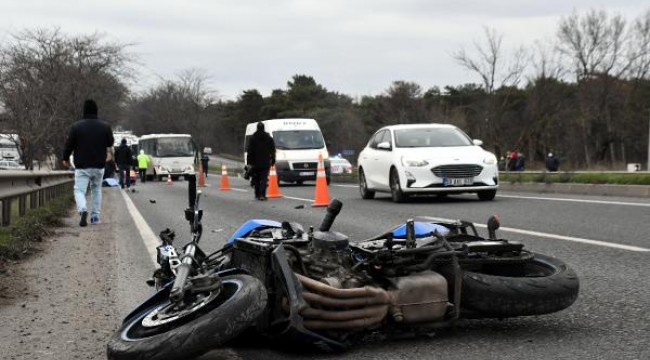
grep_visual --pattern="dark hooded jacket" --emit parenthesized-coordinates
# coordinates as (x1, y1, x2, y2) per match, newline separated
(114, 143, 133, 167)
(246, 129, 276, 168)
(63, 100, 114, 169)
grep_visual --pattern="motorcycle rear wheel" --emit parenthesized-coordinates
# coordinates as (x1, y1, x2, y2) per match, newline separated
(454, 253, 579, 318)
(107, 274, 267, 360)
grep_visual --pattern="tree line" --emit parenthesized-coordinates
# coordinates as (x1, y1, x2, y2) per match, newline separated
(1, 9, 650, 170)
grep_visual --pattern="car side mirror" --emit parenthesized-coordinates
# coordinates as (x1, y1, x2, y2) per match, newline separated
(472, 139, 483, 146)
(377, 141, 392, 150)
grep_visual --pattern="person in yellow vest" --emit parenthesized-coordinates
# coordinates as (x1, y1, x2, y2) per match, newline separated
(137, 150, 150, 183)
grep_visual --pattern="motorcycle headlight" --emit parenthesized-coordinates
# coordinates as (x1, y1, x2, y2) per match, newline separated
(483, 156, 497, 165)
(401, 157, 429, 167)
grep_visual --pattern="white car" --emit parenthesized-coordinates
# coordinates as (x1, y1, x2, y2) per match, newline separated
(0, 159, 23, 170)
(357, 124, 498, 202)
(329, 157, 353, 174)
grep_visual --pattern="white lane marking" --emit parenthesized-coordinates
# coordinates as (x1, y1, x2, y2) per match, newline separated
(119, 190, 160, 266)
(497, 194, 649, 207)
(419, 216, 650, 252)
(334, 183, 649, 207)
(284, 195, 314, 202)
(227, 188, 248, 192)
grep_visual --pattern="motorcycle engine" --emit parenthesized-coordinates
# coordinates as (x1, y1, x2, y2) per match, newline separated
(302, 230, 363, 288)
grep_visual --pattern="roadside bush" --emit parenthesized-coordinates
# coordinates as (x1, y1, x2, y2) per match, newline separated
(0, 195, 73, 260)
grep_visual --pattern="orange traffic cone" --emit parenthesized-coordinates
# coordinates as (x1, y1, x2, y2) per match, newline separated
(266, 166, 283, 198)
(312, 154, 330, 207)
(166, 174, 173, 185)
(198, 164, 206, 187)
(219, 164, 231, 191)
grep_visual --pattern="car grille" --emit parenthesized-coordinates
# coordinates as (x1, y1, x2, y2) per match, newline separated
(292, 162, 318, 170)
(431, 164, 483, 178)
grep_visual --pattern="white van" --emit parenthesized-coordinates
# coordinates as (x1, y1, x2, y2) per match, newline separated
(245, 119, 330, 184)
(139, 134, 196, 181)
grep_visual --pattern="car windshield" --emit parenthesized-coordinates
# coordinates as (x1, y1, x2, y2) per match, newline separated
(394, 128, 473, 148)
(273, 130, 324, 150)
(155, 137, 194, 157)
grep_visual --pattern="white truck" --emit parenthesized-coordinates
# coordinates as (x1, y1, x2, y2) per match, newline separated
(244, 118, 330, 184)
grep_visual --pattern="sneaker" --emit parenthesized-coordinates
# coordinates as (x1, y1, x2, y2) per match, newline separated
(90, 215, 101, 225)
(79, 211, 88, 227)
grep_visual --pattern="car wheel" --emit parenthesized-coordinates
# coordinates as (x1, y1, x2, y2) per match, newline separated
(390, 168, 407, 203)
(358, 168, 375, 199)
(477, 190, 497, 201)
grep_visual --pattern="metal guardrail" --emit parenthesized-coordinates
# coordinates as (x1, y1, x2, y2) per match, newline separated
(0, 171, 74, 227)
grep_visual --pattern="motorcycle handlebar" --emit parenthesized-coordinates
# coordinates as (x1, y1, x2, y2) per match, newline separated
(187, 173, 197, 209)
(319, 199, 343, 232)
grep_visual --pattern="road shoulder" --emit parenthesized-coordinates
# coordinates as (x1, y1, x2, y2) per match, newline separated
(0, 188, 126, 359)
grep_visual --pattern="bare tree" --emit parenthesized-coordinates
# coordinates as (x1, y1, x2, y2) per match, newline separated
(126, 69, 216, 152)
(454, 27, 527, 94)
(453, 27, 527, 152)
(556, 10, 650, 167)
(0, 28, 131, 169)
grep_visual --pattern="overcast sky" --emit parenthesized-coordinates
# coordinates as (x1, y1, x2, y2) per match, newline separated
(1, 0, 648, 100)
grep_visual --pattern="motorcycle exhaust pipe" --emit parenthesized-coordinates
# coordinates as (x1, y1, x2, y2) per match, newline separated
(302, 308, 387, 330)
(296, 274, 391, 301)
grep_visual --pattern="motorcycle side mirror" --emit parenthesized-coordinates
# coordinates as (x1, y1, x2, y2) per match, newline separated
(487, 215, 500, 240)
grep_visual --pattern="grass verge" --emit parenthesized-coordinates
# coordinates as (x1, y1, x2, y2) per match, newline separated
(0, 194, 74, 261)
(500, 172, 650, 185)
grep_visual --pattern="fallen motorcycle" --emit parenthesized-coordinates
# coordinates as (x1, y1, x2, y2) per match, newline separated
(107, 174, 579, 359)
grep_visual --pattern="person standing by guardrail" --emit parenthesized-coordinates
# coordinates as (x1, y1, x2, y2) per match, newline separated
(62, 99, 114, 227)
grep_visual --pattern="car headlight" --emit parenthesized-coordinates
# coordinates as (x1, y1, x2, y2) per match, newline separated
(483, 156, 497, 165)
(184, 165, 194, 172)
(401, 157, 429, 167)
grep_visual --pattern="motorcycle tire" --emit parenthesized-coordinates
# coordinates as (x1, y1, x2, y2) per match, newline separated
(107, 274, 267, 360)
(451, 253, 579, 318)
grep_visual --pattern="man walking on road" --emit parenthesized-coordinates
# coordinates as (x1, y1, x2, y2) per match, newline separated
(200, 153, 209, 178)
(114, 138, 133, 189)
(63, 99, 114, 226)
(246, 122, 275, 201)
(137, 150, 150, 183)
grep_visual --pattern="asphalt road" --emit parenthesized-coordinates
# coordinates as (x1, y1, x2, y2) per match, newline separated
(112, 175, 650, 360)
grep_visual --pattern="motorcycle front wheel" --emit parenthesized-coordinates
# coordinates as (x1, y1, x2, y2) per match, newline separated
(107, 274, 267, 360)
(454, 253, 579, 318)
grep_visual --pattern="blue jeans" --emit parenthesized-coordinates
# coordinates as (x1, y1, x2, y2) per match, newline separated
(74, 168, 105, 216)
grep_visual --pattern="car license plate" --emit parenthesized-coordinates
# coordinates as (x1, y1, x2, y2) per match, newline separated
(445, 177, 473, 186)
(299, 171, 314, 176)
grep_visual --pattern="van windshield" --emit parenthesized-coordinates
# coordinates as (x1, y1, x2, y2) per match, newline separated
(273, 130, 325, 150)
(155, 137, 195, 157)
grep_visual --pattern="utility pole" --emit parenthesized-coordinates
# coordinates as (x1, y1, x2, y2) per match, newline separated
(648, 109, 650, 171)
